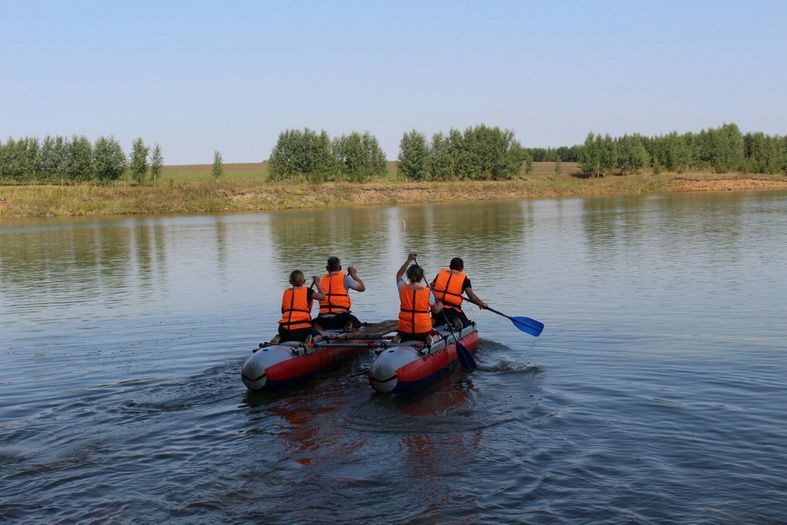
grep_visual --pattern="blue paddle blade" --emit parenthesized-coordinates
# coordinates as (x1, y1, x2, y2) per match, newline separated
(455, 341, 476, 370)
(511, 316, 544, 337)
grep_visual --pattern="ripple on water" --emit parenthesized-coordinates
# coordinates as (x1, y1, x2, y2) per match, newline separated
(3, 195, 787, 523)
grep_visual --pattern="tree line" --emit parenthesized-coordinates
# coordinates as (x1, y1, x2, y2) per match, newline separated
(525, 145, 582, 163)
(267, 125, 532, 182)
(0, 136, 163, 184)
(3, 123, 785, 185)
(397, 125, 531, 181)
(268, 129, 387, 183)
(579, 123, 787, 177)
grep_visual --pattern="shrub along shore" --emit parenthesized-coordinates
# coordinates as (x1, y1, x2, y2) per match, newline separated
(1, 164, 786, 219)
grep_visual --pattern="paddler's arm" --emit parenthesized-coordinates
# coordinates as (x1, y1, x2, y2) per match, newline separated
(346, 266, 365, 292)
(311, 275, 327, 301)
(395, 252, 416, 283)
(465, 287, 488, 309)
(429, 289, 443, 314)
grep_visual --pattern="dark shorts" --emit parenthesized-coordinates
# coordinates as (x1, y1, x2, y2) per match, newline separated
(433, 308, 470, 328)
(277, 325, 321, 343)
(315, 312, 362, 330)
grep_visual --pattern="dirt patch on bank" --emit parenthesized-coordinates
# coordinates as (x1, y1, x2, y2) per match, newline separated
(674, 178, 787, 193)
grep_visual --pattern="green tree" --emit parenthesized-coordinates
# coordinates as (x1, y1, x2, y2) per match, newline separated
(398, 130, 430, 180)
(37, 136, 61, 182)
(93, 137, 126, 183)
(666, 132, 691, 173)
(269, 128, 337, 183)
(580, 132, 601, 176)
(616, 134, 649, 174)
(150, 144, 163, 184)
(554, 157, 563, 179)
(130, 138, 150, 185)
(558, 145, 582, 162)
(334, 131, 386, 182)
(362, 132, 387, 180)
(782, 136, 787, 173)
(20, 137, 40, 182)
(212, 150, 223, 180)
(744, 132, 783, 174)
(67, 136, 94, 181)
(0, 138, 18, 181)
(449, 125, 524, 180)
(700, 123, 744, 173)
(598, 134, 618, 176)
(524, 154, 534, 176)
(429, 132, 456, 180)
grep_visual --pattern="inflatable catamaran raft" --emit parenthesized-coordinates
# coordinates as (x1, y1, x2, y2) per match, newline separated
(241, 320, 397, 391)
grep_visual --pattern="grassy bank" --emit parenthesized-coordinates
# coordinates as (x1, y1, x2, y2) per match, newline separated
(2, 163, 786, 219)
(159, 161, 400, 182)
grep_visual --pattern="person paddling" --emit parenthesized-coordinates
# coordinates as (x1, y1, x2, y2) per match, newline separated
(276, 270, 325, 344)
(396, 252, 443, 343)
(431, 257, 488, 329)
(315, 256, 366, 332)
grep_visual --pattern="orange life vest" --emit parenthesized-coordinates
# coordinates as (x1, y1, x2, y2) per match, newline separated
(319, 272, 351, 314)
(279, 287, 312, 330)
(432, 269, 466, 311)
(398, 283, 432, 334)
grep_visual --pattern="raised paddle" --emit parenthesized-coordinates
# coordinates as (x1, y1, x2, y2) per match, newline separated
(462, 296, 543, 336)
(413, 256, 476, 371)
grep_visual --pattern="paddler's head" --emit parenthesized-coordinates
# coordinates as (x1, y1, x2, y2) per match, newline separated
(406, 264, 424, 284)
(289, 270, 305, 286)
(326, 256, 341, 273)
(450, 257, 464, 271)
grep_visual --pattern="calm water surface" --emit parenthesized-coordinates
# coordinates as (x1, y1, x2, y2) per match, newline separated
(1, 191, 786, 524)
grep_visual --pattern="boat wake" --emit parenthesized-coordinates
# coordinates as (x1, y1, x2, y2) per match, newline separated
(474, 339, 539, 374)
(477, 359, 538, 374)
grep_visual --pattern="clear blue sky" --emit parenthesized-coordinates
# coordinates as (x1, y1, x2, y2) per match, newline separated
(1, 0, 785, 164)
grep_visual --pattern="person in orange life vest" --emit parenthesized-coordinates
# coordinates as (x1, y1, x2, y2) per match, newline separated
(278, 270, 326, 343)
(315, 256, 366, 331)
(396, 252, 443, 342)
(430, 257, 488, 329)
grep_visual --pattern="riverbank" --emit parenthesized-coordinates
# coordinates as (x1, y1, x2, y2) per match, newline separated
(1, 164, 786, 218)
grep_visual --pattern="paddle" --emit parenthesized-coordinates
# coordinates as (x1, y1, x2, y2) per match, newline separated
(462, 296, 543, 337)
(413, 257, 476, 371)
(442, 310, 476, 370)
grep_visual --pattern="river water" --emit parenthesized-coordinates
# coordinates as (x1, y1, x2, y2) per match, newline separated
(1, 191, 786, 524)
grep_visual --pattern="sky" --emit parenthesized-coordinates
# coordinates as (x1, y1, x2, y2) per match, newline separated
(1, 0, 786, 164)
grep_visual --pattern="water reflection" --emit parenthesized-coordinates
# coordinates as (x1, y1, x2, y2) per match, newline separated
(267, 207, 391, 278)
(397, 202, 530, 273)
(0, 222, 133, 321)
(134, 221, 155, 293)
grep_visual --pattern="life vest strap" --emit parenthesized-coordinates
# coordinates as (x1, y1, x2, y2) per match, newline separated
(279, 319, 312, 327)
(400, 307, 431, 314)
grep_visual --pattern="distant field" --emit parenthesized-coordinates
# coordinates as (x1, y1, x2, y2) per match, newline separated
(161, 162, 270, 181)
(160, 161, 579, 181)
